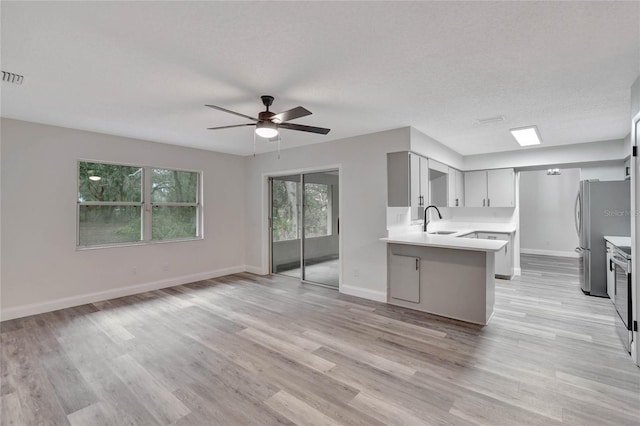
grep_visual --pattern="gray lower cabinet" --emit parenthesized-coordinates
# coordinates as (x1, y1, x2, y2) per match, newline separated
(606, 241, 615, 301)
(389, 254, 420, 303)
(386, 243, 495, 325)
(477, 232, 512, 278)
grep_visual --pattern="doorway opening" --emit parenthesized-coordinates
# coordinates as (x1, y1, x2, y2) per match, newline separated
(269, 170, 340, 288)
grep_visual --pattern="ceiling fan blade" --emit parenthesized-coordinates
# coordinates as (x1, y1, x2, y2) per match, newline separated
(271, 106, 312, 123)
(279, 122, 331, 135)
(205, 104, 259, 122)
(207, 124, 255, 130)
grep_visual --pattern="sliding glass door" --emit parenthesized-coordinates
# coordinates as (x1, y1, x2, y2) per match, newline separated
(270, 170, 339, 288)
(270, 175, 302, 279)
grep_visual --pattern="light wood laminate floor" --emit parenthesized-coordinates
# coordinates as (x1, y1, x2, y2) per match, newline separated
(1, 254, 639, 425)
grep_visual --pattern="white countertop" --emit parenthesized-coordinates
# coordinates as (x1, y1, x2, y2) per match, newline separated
(428, 222, 516, 235)
(604, 236, 631, 248)
(381, 232, 508, 252)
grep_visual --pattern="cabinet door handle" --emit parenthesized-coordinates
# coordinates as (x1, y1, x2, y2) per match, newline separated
(488, 198, 491, 207)
(610, 259, 613, 272)
(487, 236, 497, 240)
(483, 199, 486, 207)
(455, 198, 459, 207)
(416, 258, 419, 270)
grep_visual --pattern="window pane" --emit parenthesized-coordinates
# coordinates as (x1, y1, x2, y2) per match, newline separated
(152, 169, 198, 203)
(152, 206, 197, 240)
(272, 180, 299, 242)
(79, 206, 141, 245)
(304, 183, 331, 238)
(78, 162, 142, 202)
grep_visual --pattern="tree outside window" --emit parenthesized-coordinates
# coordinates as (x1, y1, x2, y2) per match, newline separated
(78, 161, 200, 247)
(271, 179, 331, 242)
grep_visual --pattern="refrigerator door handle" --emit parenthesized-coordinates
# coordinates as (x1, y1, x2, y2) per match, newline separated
(574, 192, 581, 238)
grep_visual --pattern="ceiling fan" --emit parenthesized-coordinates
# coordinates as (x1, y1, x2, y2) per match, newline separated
(206, 95, 330, 139)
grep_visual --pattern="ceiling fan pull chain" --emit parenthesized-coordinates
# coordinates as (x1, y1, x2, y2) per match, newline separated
(253, 131, 257, 157)
(277, 133, 281, 160)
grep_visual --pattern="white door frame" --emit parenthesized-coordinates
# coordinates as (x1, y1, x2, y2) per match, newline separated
(262, 164, 343, 290)
(631, 111, 639, 367)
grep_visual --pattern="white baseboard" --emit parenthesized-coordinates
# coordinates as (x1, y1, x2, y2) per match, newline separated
(513, 267, 522, 276)
(520, 248, 579, 258)
(244, 265, 268, 275)
(340, 285, 386, 303)
(0, 265, 246, 322)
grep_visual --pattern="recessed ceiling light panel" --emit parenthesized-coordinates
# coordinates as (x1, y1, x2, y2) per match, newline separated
(510, 126, 541, 146)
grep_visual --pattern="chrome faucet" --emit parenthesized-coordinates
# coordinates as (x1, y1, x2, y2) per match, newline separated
(423, 205, 442, 232)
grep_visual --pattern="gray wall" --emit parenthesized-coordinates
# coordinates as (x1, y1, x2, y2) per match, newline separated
(580, 164, 626, 181)
(1, 118, 246, 319)
(244, 127, 410, 301)
(464, 139, 626, 170)
(632, 74, 640, 119)
(519, 169, 580, 256)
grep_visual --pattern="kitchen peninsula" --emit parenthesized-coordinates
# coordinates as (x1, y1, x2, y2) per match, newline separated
(380, 232, 508, 325)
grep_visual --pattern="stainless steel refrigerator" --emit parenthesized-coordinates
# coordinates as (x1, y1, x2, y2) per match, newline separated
(575, 180, 630, 296)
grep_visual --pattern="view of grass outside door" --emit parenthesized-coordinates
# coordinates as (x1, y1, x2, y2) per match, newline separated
(271, 170, 339, 288)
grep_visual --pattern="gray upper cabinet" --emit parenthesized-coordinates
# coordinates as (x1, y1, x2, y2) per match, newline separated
(464, 171, 488, 207)
(464, 168, 515, 207)
(388, 151, 411, 207)
(428, 159, 448, 208)
(387, 151, 429, 220)
(487, 169, 515, 207)
(419, 157, 429, 215)
(448, 167, 465, 207)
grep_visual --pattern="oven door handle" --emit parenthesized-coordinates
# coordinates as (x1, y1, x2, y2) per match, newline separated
(611, 255, 629, 272)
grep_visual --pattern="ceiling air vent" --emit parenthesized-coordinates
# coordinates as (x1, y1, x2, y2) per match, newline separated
(2, 70, 24, 85)
(476, 115, 505, 125)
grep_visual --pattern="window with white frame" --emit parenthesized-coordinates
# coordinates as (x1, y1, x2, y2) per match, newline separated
(78, 161, 200, 247)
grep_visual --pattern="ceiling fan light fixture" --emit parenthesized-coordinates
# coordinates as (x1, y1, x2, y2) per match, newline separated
(255, 122, 278, 138)
(207, 95, 330, 137)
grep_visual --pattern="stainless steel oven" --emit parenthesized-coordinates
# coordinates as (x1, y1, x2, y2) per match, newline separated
(611, 246, 632, 353)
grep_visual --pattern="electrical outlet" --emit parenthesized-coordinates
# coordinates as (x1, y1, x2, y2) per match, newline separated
(132, 267, 137, 275)
(163, 264, 169, 272)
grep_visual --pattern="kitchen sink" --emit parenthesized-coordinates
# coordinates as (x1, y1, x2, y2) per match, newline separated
(427, 231, 456, 235)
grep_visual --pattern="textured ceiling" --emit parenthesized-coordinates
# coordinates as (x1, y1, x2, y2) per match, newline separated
(1, 1, 639, 156)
